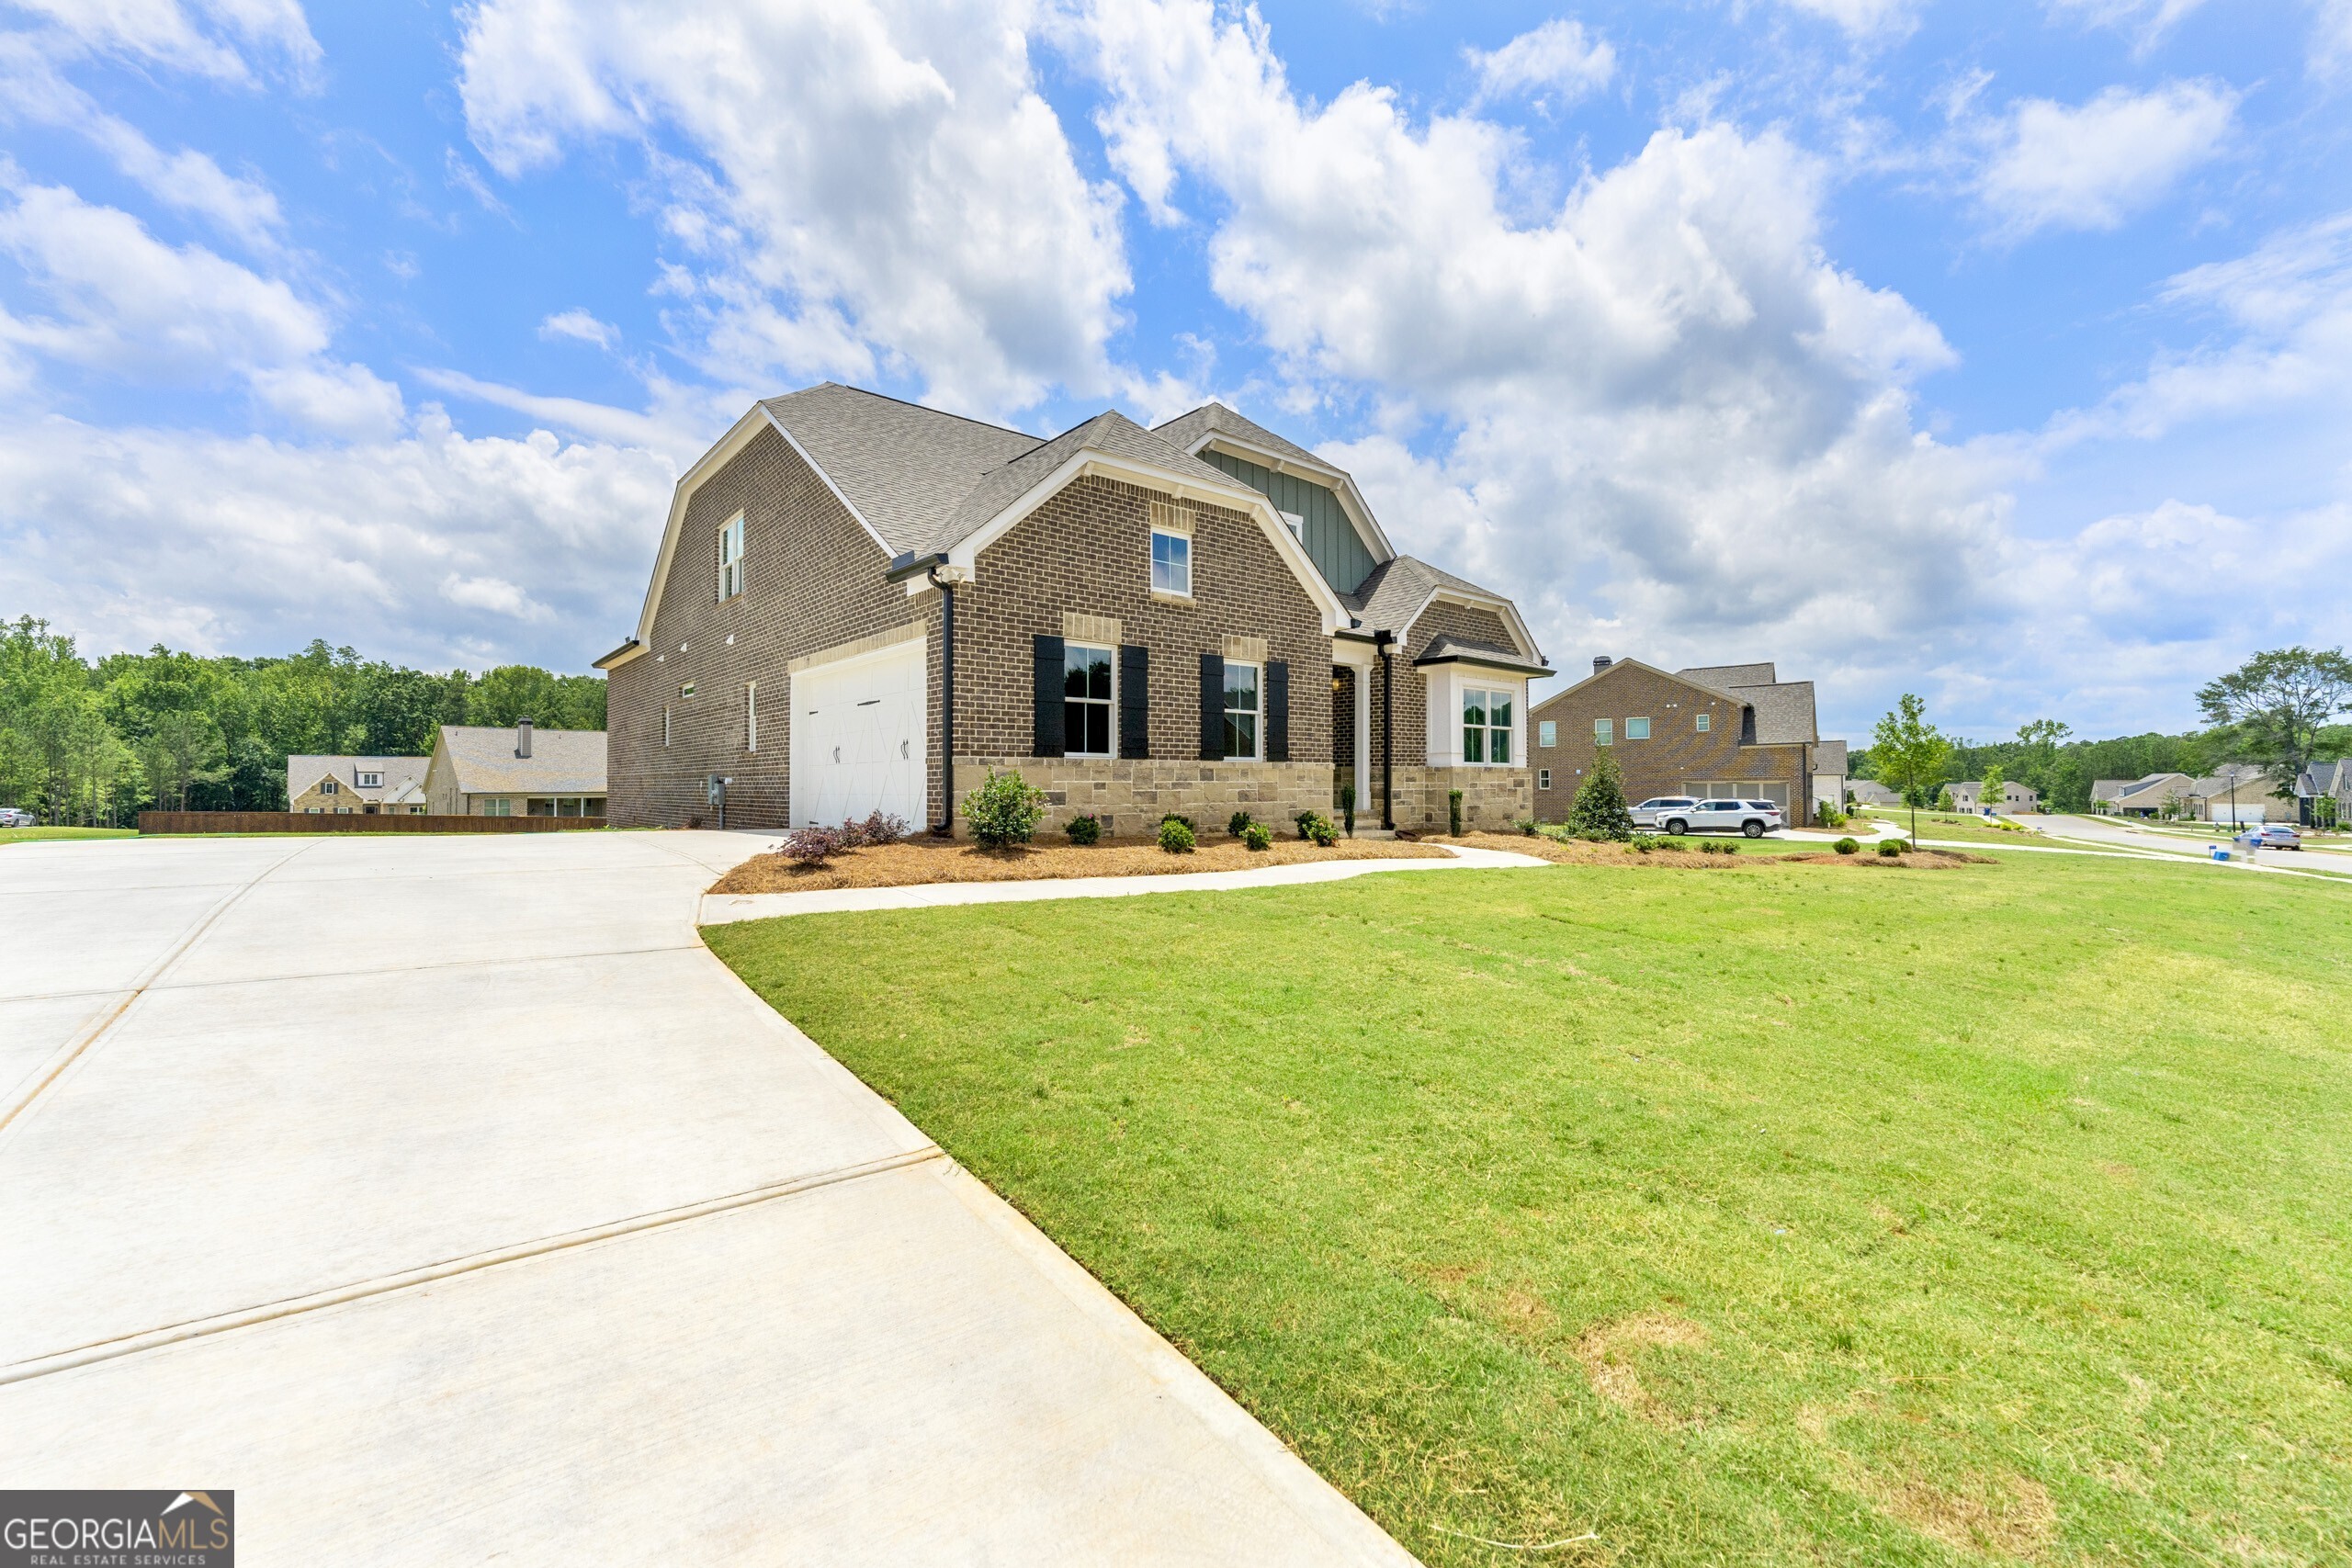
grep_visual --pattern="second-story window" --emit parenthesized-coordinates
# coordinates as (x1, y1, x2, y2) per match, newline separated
(356, 771, 382, 788)
(718, 513, 746, 600)
(1625, 716, 1650, 740)
(1064, 644, 1113, 756)
(1151, 528, 1191, 596)
(1594, 718, 1613, 746)
(1695, 711, 1712, 732)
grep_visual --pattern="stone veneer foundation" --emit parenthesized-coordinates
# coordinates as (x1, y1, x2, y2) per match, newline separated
(954, 758, 1335, 838)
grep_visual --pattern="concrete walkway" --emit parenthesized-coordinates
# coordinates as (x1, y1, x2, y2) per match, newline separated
(702, 840, 1550, 926)
(0, 831, 1419, 1566)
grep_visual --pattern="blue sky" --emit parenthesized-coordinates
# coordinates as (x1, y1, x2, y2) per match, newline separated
(1, 0, 2346, 745)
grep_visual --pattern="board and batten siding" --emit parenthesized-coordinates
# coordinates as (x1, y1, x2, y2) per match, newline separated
(1197, 449, 1376, 597)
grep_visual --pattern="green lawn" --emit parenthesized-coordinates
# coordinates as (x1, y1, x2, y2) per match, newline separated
(0, 826, 137, 845)
(1852, 808, 2045, 846)
(709, 854, 2352, 1566)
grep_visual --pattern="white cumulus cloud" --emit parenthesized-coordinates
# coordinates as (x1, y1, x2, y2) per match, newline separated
(0, 172, 399, 434)
(456, 0, 1131, 418)
(1464, 18, 1613, 108)
(6, 0, 320, 85)
(1973, 81, 2237, 237)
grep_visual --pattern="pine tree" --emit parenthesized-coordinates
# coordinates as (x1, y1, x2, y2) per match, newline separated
(1570, 748, 1635, 840)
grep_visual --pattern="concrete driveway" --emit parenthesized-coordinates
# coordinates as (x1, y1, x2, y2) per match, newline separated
(0, 831, 1415, 1566)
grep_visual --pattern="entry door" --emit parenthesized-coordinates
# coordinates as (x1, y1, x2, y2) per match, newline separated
(788, 638, 928, 828)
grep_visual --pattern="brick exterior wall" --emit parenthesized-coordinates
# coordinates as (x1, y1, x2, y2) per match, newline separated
(951, 473, 1336, 837)
(605, 427, 931, 829)
(1528, 663, 1805, 824)
(1363, 599, 1533, 830)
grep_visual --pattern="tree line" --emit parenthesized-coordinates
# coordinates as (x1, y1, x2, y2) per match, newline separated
(0, 616, 605, 825)
(1854, 648, 2352, 814)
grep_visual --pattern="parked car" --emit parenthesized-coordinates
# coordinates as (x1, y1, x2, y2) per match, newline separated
(2249, 823, 2302, 850)
(1631, 796, 1698, 829)
(0, 807, 35, 828)
(1657, 798, 1784, 838)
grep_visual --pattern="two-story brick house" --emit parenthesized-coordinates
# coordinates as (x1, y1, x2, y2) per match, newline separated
(1528, 658, 1826, 824)
(594, 384, 1548, 836)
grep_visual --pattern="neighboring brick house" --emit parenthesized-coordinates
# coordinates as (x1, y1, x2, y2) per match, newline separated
(1526, 658, 1822, 824)
(594, 384, 1548, 836)
(1946, 779, 2041, 813)
(423, 722, 607, 818)
(286, 754, 429, 815)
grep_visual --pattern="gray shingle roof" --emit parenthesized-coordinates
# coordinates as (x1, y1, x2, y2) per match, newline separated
(284, 753, 428, 806)
(1152, 401, 1332, 473)
(1342, 555, 1512, 637)
(1677, 661, 1778, 689)
(761, 384, 1038, 554)
(760, 386, 1244, 558)
(1814, 739, 1849, 774)
(1729, 679, 1816, 745)
(436, 726, 606, 795)
(1411, 634, 1550, 673)
(924, 412, 1236, 556)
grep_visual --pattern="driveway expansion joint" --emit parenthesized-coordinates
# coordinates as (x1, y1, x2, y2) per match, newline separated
(0, 1145, 946, 1387)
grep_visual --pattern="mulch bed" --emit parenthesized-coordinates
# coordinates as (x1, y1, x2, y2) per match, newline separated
(1442, 832, 1993, 870)
(708, 833, 1452, 895)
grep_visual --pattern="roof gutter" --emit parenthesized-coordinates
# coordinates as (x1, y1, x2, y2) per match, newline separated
(593, 638, 645, 671)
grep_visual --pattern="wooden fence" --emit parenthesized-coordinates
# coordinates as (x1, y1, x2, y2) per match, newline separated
(138, 811, 605, 835)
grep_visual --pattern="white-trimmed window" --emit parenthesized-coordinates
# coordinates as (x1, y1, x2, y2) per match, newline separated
(1464, 688, 1512, 764)
(1594, 717, 1613, 746)
(1538, 768, 1553, 791)
(322, 778, 339, 795)
(1065, 644, 1114, 757)
(1625, 716, 1650, 740)
(1149, 504, 1192, 596)
(745, 681, 758, 752)
(1539, 720, 1557, 749)
(718, 513, 746, 600)
(1222, 660, 1261, 760)
(1696, 712, 1712, 732)
(356, 771, 382, 788)
(480, 797, 512, 817)
(1278, 509, 1305, 543)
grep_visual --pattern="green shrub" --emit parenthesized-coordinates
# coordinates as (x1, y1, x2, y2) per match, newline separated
(1161, 813, 1194, 832)
(1568, 750, 1635, 840)
(1298, 810, 1337, 847)
(964, 769, 1046, 848)
(1447, 788, 1464, 836)
(1631, 832, 1661, 853)
(1834, 837, 1860, 855)
(1065, 813, 1101, 845)
(1294, 809, 1317, 840)
(1878, 838, 1905, 857)
(1242, 822, 1272, 852)
(1158, 818, 1196, 854)
(1339, 783, 1356, 836)
(1227, 810, 1254, 838)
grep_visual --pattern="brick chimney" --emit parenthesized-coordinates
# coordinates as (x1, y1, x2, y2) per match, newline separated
(515, 717, 534, 759)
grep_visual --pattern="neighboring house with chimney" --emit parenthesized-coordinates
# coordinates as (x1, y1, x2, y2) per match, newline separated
(593, 383, 1548, 835)
(1946, 778, 2041, 814)
(286, 754, 429, 815)
(1527, 658, 1825, 824)
(422, 721, 608, 818)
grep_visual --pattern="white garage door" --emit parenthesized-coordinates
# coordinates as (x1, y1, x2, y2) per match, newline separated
(789, 637, 927, 829)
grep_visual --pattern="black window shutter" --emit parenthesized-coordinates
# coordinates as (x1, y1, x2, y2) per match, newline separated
(1199, 653, 1225, 761)
(1266, 660, 1289, 762)
(1033, 634, 1066, 757)
(1119, 644, 1149, 758)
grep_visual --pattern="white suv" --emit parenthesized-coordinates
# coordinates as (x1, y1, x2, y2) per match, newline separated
(1631, 796, 1698, 828)
(1657, 798, 1784, 838)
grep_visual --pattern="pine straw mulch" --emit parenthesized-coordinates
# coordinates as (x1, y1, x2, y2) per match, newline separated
(1439, 831, 1995, 871)
(708, 832, 1453, 895)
